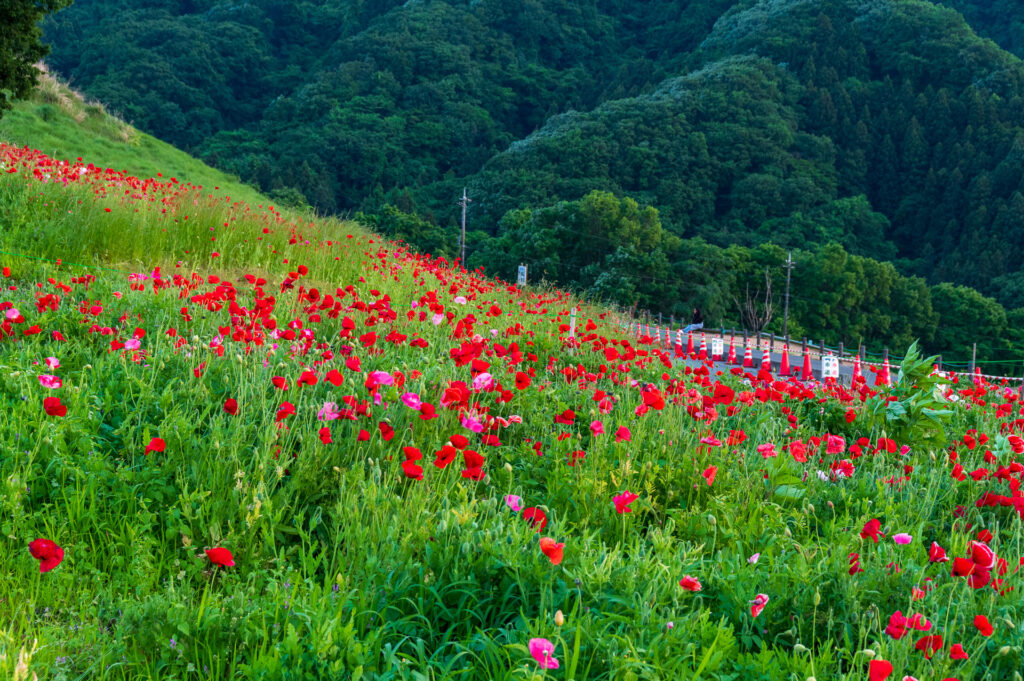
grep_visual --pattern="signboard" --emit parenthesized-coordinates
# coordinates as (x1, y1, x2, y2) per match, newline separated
(517, 265, 528, 286)
(711, 338, 724, 358)
(569, 307, 577, 339)
(822, 355, 839, 379)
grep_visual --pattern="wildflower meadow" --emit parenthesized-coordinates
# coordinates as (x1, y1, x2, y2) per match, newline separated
(0, 142, 1022, 680)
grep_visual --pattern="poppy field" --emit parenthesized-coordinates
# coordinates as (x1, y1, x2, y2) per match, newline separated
(1, 143, 1023, 680)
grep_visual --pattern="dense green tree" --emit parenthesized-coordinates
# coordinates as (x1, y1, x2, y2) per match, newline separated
(0, 0, 72, 116)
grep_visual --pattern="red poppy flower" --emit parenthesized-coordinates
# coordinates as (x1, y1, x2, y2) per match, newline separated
(969, 541, 996, 570)
(325, 369, 344, 386)
(357, 429, 370, 441)
(145, 437, 165, 455)
(223, 398, 238, 415)
(928, 541, 948, 563)
(860, 518, 884, 543)
(868, 659, 893, 681)
(679, 575, 702, 591)
(515, 371, 531, 390)
(523, 507, 548, 531)
(973, 614, 993, 636)
(949, 643, 968, 660)
(450, 434, 469, 449)
(915, 634, 943, 659)
(401, 460, 423, 480)
(726, 429, 747, 445)
(702, 465, 717, 486)
(378, 422, 394, 441)
(554, 409, 575, 425)
(318, 427, 332, 444)
(205, 547, 235, 567)
(271, 376, 289, 390)
(433, 445, 458, 468)
(29, 538, 64, 572)
(539, 537, 564, 565)
(43, 396, 67, 417)
(749, 593, 769, 618)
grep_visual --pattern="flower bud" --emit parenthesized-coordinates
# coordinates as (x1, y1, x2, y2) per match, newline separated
(708, 514, 717, 526)
(859, 649, 876, 659)
(554, 610, 564, 627)
(793, 643, 808, 654)
(813, 590, 821, 606)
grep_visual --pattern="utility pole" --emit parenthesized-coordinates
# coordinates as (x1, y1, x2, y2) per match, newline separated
(457, 188, 471, 267)
(782, 251, 794, 338)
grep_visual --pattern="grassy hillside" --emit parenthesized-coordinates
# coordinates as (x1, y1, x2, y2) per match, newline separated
(0, 69, 270, 210)
(1, 117, 1023, 681)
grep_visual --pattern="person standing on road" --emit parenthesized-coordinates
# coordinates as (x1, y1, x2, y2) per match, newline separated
(682, 307, 704, 333)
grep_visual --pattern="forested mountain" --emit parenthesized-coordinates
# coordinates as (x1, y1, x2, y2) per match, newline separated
(37, 0, 1024, 366)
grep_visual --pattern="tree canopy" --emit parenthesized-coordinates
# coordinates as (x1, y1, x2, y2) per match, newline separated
(0, 0, 72, 115)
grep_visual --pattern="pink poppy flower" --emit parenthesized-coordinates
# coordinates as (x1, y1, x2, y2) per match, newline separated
(471, 373, 494, 391)
(528, 638, 559, 669)
(893, 533, 913, 545)
(825, 434, 846, 454)
(613, 490, 638, 514)
(615, 426, 631, 442)
(590, 420, 605, 435)
(400, 392, 422, 410)
(504, 495, 523, 512)
(318, 402, 341, 421)
(45, 357, 60, 369)
(38, 374, 62, 389)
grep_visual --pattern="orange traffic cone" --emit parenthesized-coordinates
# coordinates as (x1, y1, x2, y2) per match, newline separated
(743, 342, 753, 368)
(686, 332, 695, 358)
(728, 337, 737, 364)
(801, 351, 813, 381)
(780, 346, 790, 375)
(698, 333, 708, 361)
(761, 340, 772, 370)
(875, 357, 891, 387)
(853, 355, 862, 382)
(673, 329, 683, 357)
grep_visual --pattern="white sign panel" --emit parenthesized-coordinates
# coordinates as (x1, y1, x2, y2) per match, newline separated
(569, 307, 577, 338)
(822, 355, 839, 378)
(517, 265, 528, 286)
(711, 338, 724, 357)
